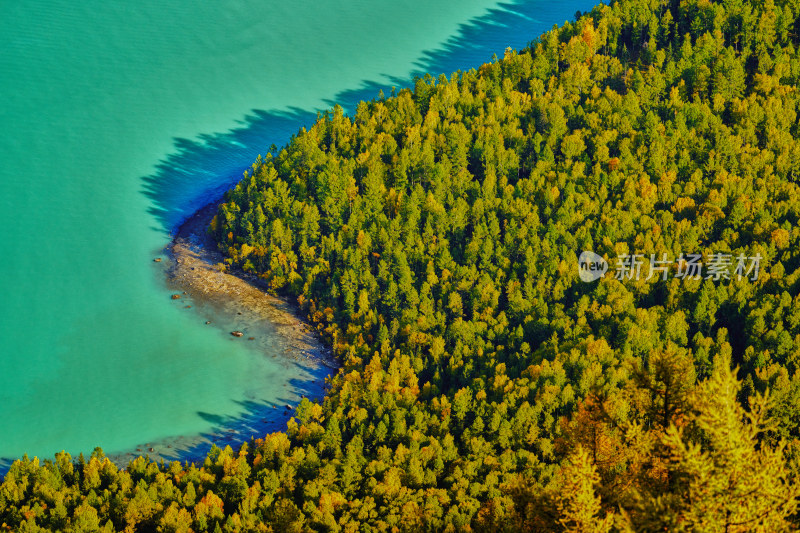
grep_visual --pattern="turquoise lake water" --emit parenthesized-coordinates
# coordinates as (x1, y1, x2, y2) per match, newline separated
(0, 0, 593, 469)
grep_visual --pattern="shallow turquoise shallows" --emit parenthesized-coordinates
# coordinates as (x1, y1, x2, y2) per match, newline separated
(0, 0, 593, 466)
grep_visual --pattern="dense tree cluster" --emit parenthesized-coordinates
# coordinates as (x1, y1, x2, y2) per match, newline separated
(3, 0, 800, 530)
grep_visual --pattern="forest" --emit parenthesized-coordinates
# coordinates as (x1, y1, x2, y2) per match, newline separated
(3, 0, 800, 530)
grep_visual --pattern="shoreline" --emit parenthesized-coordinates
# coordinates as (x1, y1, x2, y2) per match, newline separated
(105, 200, 338, 468)
(166, 200, 336, 371)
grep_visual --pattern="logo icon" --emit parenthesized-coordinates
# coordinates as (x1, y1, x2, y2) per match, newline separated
(578, 251, 608, 282)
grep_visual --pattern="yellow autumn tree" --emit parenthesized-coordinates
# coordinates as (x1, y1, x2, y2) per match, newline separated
(635, 357, 800, 531)
(553, 446, 615, 533)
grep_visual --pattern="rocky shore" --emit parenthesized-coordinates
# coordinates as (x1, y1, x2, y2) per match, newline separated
(165, 201, 336, 370)
(105, 201, 337, 468)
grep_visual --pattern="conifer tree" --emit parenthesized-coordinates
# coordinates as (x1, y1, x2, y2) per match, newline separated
(636, 357, 800, 531)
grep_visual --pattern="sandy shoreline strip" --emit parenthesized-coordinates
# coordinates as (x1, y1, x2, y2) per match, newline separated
(103, 201, 338, 468)
(165, 201, 335, 369)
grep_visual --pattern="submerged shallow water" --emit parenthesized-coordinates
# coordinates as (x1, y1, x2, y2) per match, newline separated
(0, 0, 593, 470)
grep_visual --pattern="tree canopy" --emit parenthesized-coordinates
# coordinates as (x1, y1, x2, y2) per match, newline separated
(3, 0, 800, 530)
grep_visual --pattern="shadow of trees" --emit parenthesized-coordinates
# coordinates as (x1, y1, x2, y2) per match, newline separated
(138, 361, 332, 468)
(141, 0, 593, 233)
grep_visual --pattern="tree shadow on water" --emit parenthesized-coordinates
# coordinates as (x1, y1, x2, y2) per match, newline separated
(142, 107, 317, 233)
(141, 0, 595, 234)
(106, 361, 333, 469)
(0, 361, 332, 477)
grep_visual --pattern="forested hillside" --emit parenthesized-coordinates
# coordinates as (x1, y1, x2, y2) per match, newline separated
(4, 0, 800, 530)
